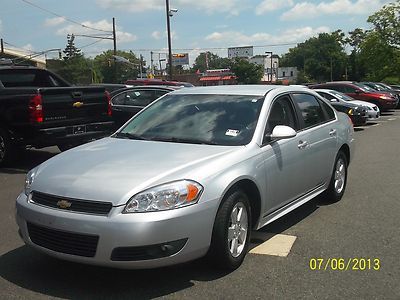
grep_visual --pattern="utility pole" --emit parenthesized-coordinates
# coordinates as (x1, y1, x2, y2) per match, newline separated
(330, 57, 333, 81)
(0, 39, 4, 54)
(165, 0, 173, 80)
(113, 17, 117, 83)
(150, 51, 154, 76)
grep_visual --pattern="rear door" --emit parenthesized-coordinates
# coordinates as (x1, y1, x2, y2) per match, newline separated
(291, 93, 338, 191)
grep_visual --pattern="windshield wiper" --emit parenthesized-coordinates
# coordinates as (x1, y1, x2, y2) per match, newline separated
(112, 132, 148, 140)
(152, 136, 218, 145)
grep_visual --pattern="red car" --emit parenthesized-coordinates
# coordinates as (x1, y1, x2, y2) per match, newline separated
(310, 81, 398, 111)
(125, 78, 194, 87)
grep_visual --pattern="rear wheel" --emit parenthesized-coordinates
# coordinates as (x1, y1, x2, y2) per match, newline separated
(208, 189, 251, 270)
(324, 151, 348, 202)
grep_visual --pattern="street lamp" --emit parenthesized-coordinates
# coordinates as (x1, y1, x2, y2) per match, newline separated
(165, 0, 177, 80)
(265, 51, 273, 82)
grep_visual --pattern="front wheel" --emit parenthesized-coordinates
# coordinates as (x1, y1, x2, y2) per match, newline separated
(208, 189, 251, 270)
(324, 151, 348, 202)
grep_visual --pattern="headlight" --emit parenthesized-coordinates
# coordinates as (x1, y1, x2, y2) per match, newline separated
(379, 95, 392, 100)
(123, 180, 203, 213)
(24, 168, 37, 196)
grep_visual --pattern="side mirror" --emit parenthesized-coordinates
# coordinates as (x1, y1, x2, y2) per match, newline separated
(270, 125, 297, 140)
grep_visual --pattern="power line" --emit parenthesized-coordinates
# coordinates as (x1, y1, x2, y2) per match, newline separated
(80, 36, 113, 49)
(20, 0, 113, 33)
(118, 42, 299, 53)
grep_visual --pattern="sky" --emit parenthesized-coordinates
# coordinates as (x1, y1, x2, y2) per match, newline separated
(0, 0, 393, 66)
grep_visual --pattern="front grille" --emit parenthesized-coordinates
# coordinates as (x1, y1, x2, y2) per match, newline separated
(31, 191, 112, 215)
(27, 222, 99, 257)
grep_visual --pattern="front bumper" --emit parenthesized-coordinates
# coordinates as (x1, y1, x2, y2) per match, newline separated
(16, 193, 217, 269)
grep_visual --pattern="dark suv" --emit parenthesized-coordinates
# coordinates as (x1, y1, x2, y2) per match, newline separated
(310, 82, 398, 110)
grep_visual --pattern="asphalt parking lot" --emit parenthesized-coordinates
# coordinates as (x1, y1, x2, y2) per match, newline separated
(1, 110, 399, 299)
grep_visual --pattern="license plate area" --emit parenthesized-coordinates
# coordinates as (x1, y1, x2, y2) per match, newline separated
(73, 125, 86, 134)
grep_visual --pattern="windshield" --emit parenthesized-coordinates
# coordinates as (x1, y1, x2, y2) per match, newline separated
(329, 90, 355, 101)
(355, 83, 376, 92)
(116, 94, 264, 146)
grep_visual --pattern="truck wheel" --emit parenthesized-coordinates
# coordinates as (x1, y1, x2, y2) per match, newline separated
(324, 151, 348, 203)
(208, 189, 251, 270)
(0, 128, 14, 166)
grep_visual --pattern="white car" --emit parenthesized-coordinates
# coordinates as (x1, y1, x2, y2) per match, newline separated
(313, 89, 380, 121)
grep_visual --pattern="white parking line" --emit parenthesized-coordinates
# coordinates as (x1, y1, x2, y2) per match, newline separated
(387, 118, 397, 121)
(250, 234, 297, 257)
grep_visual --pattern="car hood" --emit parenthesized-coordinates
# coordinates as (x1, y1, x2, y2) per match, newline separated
(32, 137, 239, 206)
(348, 100, 377, 110)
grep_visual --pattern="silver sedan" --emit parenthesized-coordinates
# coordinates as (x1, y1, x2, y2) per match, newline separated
(16, 85, 355, 270)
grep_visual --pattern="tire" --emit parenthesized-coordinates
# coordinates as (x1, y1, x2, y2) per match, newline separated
(0, 128, 15, 167)
(324, 151, 348, 203)
(208, 189, 252, 270)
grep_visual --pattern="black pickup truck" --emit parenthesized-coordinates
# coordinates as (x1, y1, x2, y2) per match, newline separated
(0, 66, 114, 166)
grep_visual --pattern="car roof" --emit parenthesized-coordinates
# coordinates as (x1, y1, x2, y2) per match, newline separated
(170, 85, 310, 96)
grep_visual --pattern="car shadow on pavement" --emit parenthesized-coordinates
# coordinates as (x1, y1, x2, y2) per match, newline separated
(0, 148, 59, 175)
(0, 245, 231, 299)
(380, 110, 395, 116)
(353, 127, 364, 132)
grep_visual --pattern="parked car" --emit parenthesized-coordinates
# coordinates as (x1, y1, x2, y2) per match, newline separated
(91, 83, 133, 94)
(313, 89, 379, 122)
(125, 78, 194, 87)
(16, 85, 354, 270)
(361, 82, 400, 107)
(310, 81, 398, 111)
(111, 86, 180, 128)
(0, 65, 114, 165)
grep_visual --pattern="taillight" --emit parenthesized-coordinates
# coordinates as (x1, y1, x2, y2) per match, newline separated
(105, 91, 112, 116)
(29, 94, 43, 123)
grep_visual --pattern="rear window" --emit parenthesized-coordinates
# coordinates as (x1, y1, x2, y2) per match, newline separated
(0, 69, 66, 87)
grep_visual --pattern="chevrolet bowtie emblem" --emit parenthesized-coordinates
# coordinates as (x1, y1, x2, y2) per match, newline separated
(73, 101, 84, 108)
(56, 200, 72, 209)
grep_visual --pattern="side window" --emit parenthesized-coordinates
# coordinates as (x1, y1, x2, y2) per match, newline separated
(319, 98, 336, 120)
(265, 96, 298, 136)
(330, 85, 345, 93)
(292, 93, 326, 129)
(343, 85, 357, 93)
(153, 90, 169, 100)
(112, 92, 127, 105)
(125, 90, 157, 106)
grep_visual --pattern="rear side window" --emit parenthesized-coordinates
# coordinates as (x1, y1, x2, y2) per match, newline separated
(319, 98, 336, 120)
(0, 69, 64, 87)
(112, 90, 167, 106)
(292, 93, 326, 128)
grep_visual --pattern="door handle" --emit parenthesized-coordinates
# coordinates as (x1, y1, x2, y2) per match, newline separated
(298, 140, 308, 149)
(329, 129, 337, 136)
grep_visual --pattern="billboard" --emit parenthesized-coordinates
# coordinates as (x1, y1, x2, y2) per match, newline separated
(228, 46, 253, 59)
(172, 53, 189, 66)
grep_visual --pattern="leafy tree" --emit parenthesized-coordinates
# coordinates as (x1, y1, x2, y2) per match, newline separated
(192, 52, 231, 73)
(93, 50, 142, 83)
(280, 33, 347, 82)
(345, 28, 368, 81)
(367, 0, 400, 48)
(230, 58, 264, 84)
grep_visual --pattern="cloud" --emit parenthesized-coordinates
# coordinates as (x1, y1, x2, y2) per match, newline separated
(44, 17, 66, 27)
(205, 26, 330, 45)
(255, 0, 294, 15)
(151, 31, 161, 40)
(96, 0, 244, 15)
(55, 19, 136, 43)
(151, 30, 178, 40)
(281, 0, 388, 20)
(22, 44, 35, 52)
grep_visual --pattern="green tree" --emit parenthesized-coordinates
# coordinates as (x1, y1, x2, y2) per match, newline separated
(192, 52, 231, 73)
(280, 32, 347, 82)
(345, 28, 368, 81)
(367, 0, 400, 48)
(63, 34, 82, 60)
(230, 58, 264, 84)
(93, 50, 141, 83)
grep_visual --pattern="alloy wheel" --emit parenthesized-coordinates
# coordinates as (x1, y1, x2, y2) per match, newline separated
(227, 202, 248, 258)
(334, 158, 346, 194)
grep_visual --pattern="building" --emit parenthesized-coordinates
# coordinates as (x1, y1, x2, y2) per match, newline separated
(249, 54, 280, 82)
(228, 46, 254, 59)
(277, 67, 298, 83)
(199, 69, 237, 86)
(0, 47, 46, 68)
